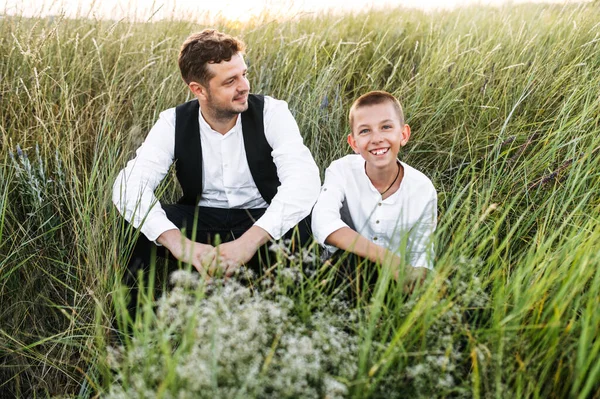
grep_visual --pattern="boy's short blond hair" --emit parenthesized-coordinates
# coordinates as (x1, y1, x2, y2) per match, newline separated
(178, 29, 246, 86)
(348, 91, 405, 132)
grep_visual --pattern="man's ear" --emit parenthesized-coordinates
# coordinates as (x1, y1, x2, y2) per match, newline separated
(188, 81, 208, 101)
(400, 124, 411, 147)
(347, 133, 359, 154)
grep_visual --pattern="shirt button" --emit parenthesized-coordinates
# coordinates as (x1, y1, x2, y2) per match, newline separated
(373, 236, 378, 241)
(378, 203, 382, 207)
(323, 188, 327, 191)
(376, 220, 380, 224)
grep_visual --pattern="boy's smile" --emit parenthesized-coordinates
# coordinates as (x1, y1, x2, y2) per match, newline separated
(347, 102, 410, 169)
(370, 147, 390, 156)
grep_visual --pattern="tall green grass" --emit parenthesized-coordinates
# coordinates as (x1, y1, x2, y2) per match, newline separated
(1, 2, 599, 397)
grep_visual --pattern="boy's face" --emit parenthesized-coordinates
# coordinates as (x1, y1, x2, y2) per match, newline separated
(347, 102, 410, 168)
(189, 53, 250, 118)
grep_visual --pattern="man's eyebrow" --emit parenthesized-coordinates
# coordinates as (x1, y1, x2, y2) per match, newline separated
(222, 68, 248, 83)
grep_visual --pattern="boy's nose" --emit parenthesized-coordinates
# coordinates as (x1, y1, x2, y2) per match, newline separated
(371, 130, 384, 142)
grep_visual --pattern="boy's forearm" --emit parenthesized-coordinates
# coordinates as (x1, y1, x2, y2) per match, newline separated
(326, 228, 425, 285)
(325, 227, 390, 264)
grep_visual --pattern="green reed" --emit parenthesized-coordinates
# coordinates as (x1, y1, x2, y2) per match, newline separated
(1, 2, 599, 397)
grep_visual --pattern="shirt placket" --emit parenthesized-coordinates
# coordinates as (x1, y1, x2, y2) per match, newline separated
(374, 192, 401, 247)
(361, 170, 385, 244)
(222, 134, 233, 202)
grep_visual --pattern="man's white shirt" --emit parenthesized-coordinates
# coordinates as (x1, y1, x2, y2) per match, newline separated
(112, 96, 321, 241)
(311, 154, 437, 269)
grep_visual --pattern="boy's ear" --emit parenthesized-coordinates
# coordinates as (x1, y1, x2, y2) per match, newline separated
(347, 133, 360, 154)
(188, 81, 209, 101)
(400, 124, 411, 147)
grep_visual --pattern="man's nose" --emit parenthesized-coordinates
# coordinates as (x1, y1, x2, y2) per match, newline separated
(238, 76, 250, 93)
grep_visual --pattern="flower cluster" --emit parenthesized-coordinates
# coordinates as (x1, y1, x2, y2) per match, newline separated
(374, 257, 490, 398)
(107, 270, 359, 398)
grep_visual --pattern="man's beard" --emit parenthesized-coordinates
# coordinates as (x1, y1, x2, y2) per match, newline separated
(213, 107, 240, 121)
(206, 92, 248, 122)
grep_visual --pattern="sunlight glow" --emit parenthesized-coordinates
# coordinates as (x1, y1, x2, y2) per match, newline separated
(0, 0, 592, 22)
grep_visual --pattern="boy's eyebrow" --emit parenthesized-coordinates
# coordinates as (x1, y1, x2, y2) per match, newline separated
(355, 119, 395, 129)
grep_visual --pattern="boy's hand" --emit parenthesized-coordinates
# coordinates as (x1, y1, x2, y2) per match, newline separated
(382, 252, 428, 293)
(403, 267, 428, 294)
(382, 252, 404, 279)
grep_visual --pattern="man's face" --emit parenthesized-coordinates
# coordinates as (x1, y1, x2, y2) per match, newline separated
(347, 102, 410, 168)
(202, 53, 250, 119)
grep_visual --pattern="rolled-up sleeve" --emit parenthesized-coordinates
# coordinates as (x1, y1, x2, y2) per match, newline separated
(254, 98, 321, 239)
(112, 109, 178, 242)
(311, 161, 349, 251)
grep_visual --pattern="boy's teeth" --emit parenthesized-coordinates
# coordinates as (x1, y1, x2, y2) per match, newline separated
(371, 148, 388, 155)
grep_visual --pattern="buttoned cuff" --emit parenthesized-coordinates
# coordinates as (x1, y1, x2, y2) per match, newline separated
(254, 212, 288, 240)
(140, 216, 179, 243)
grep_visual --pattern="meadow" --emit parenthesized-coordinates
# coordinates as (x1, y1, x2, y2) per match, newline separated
(1, 2, 600, 397)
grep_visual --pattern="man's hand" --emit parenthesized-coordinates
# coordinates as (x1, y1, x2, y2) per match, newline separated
(215, 240, 256, 276)
(157, 229, 215, 277)
(215, 226, 271, 277)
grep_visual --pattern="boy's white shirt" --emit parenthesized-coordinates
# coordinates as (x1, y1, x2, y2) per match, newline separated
(311, 154, 437, 269)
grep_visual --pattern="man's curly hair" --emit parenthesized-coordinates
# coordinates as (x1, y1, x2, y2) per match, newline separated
(178, 29, 246, 86)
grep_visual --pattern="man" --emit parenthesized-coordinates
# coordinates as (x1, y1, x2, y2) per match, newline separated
(112, 29, 320, 309)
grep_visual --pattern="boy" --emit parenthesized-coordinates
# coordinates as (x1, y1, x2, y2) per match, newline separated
(311, 91, 437, 293)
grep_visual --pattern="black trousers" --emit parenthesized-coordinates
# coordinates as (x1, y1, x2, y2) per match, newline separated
(120, 204, 312, 321)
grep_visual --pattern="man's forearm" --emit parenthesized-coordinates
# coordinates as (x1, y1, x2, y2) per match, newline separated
(157, 229, 183, 252)
(215, 225, 272, 268)
(239, 225, 272, 249)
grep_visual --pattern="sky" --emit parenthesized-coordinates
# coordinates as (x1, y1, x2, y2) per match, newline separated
(0, 0, 591, 22)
